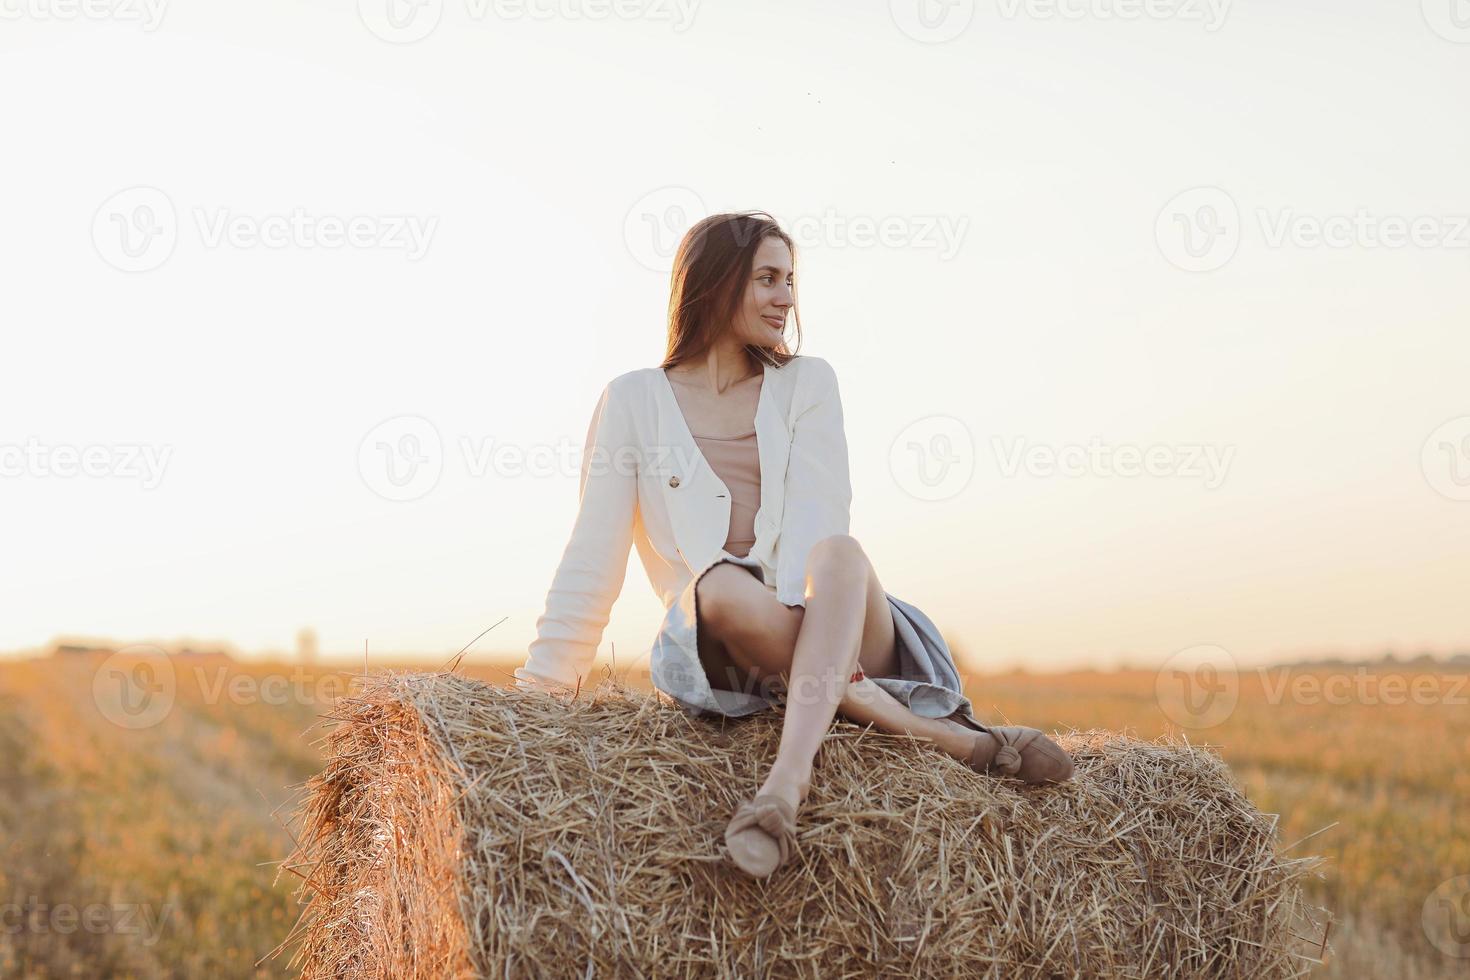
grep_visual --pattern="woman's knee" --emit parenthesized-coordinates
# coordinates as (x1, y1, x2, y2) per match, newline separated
(694, 564, 743, 636)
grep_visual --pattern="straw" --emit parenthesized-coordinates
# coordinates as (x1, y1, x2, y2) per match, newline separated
(273, 669, 1330, 978)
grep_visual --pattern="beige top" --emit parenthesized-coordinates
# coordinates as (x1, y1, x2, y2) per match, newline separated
(690, 428, 760, 559)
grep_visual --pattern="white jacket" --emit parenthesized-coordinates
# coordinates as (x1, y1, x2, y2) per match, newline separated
(516, 354, 851, 692)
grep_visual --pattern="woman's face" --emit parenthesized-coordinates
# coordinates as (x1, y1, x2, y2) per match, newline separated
(732, 236, 793, 350)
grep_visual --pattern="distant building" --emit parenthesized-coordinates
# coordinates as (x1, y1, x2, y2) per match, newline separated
(50, 642, 117, 658)
(49, 638, 235, 661)
(297, 627, 319, 664)
(173, 643, 235, 660)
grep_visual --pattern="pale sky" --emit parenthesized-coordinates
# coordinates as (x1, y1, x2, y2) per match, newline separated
(2, 0, 1467, 672)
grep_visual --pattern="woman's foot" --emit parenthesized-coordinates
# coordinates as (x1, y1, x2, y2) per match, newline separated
(724, 795, 797, 878)
(941, 712, 1075, 784)
(725, 763, 809, 878)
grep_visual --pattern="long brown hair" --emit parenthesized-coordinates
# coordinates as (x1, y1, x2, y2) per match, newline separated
(659, 211, 802, 371)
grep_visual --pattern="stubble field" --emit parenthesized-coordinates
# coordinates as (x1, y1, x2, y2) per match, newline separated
(1, 654, 1464, 978)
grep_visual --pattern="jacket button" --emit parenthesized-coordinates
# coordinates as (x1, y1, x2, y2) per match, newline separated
(668, 475, 680, 488)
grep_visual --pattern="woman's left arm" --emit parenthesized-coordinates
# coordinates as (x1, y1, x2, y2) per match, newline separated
(516, 378, 639, 694)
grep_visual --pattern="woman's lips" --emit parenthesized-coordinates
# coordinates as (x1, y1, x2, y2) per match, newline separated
(763, 316, 784, 328)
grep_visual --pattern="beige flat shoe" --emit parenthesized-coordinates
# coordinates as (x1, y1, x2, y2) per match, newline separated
(949, 711, 1075, 784)
(724, 794, 798, 878)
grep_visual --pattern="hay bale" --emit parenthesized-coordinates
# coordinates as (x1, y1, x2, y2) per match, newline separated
(275, 670, 1330, 978)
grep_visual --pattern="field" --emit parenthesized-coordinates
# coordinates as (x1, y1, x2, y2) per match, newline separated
(0, 653, 1465, 978)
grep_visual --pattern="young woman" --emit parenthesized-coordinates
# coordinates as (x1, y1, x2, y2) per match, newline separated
(517, 211, 1073, 879)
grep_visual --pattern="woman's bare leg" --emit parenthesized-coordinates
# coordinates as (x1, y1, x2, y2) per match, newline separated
(698, 535, 976, 813)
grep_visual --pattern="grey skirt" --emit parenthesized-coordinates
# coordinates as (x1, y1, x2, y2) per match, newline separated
(649, 549, 983, 725)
